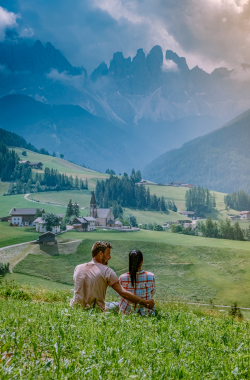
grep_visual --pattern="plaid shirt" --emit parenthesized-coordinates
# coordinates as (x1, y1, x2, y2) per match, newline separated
(119, 270, 155, 316)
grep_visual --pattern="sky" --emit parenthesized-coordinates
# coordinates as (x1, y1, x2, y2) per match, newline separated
(0, 0, 250, 74)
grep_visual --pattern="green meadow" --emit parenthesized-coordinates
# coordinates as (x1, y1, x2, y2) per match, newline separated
(11, 237, 250, 307)
(0, 222, 39, 248)
(1, 294, 250, 379)
(14, 148, 108, 189)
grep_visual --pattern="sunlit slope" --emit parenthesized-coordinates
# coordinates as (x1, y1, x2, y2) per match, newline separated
(14, 147, 108, 189)
(147, 185, 238, 220)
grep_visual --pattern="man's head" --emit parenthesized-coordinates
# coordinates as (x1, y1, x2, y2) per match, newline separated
(91, 241, 112, 265)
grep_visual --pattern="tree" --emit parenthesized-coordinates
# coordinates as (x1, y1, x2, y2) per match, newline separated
(53, 152, 56, 157)
(72, 202, 80, 217)
(42, 213, 60, 232)
(234, 221, 245, 241)
(35, 208, 43, 219)
(75, 176, 79, 189)
(127, 214, 138, 227)
(22, 151, 27, 156)
(66, 199, 74, 218)
(60, 154, 64, 159)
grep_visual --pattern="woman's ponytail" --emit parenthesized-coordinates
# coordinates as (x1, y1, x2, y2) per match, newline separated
(129, 250, 143, 287)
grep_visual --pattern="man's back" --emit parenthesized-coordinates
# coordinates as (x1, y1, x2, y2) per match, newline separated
(70, 260, 118, 311)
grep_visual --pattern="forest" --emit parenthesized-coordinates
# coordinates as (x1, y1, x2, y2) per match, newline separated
(0, 128, 50, 155)
(95, 171, 176, 212)
(185, 186, 216, 216)
(224, 190, 250, 211)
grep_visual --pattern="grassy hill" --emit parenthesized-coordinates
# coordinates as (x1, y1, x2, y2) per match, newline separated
(13, 147, 108, 190)
(10, 235, 250, 307)
(1, 294, 249, 379)
(143, 108, 250, 193)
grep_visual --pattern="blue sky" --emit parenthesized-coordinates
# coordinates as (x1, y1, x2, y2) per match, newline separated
(1, 0, 250, 74)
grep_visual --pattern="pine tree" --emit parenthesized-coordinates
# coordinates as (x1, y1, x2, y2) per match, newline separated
(66, 199, 74, 217)
(72, 202, 80, 217)
(75, 176, 79, 189)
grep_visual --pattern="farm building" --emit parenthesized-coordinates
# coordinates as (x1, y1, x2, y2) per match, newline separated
(179, 211, 196, 219)
(34, 217, 60, 234)
(9, 208, 45, 226)
(72, 217, 96, 232)
(239, 211, 250, 219)
(37, 232, 57, 245)
(19, 161, 43, 169)
(90, 192, 115, 227)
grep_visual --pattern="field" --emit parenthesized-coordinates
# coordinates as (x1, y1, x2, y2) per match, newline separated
(0, 223, 39, 249)
(147, 185, 239, 220)
(1, 291, 250, 379)
(26, 190, 91, 208)
(13, 148, 108, 190)
(11, 236, 250, 307)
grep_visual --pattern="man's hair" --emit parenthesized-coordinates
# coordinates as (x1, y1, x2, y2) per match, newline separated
(91, 241, 112, 257)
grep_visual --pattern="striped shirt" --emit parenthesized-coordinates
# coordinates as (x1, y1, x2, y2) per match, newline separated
(119, 270, 156, 316)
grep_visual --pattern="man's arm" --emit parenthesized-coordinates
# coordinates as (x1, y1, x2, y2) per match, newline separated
(112, 282, 155, 310)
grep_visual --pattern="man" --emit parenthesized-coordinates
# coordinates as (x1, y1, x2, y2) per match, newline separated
(70, 241, 155, 312)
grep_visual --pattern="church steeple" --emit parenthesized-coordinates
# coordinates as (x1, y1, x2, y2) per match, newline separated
(90, 191, 97, 218)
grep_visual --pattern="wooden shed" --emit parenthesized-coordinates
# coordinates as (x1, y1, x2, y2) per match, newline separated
(37, 231, 57, 245)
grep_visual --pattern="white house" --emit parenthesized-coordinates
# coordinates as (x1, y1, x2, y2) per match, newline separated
(83, 217, 97, 231)
(9, 208, 45, 226)
(34, 217, 60, 234)
(239, 211, 250, 219)
(72, 217, 96, 232)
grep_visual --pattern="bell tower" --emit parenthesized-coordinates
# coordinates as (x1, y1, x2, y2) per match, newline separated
(90, 191, 97, 218)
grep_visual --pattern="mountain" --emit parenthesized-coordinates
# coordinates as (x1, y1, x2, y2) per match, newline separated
(2, 39, 250, 170)
(0, 94, 154, 172)
(143, 110, 250, 193)
(0, 128, 49, 154)
(0, 40, 83, 75)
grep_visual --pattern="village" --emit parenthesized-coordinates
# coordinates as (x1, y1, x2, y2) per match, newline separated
(4, 191, 142, 245)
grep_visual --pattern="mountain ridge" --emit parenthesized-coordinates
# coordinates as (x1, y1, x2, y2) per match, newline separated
(143, 108, 250, 193)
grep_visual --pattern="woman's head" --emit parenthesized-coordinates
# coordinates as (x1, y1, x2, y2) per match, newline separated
(129, 250, 143, 287)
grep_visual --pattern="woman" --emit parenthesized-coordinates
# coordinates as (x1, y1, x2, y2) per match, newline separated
(119, 250, 155, 315)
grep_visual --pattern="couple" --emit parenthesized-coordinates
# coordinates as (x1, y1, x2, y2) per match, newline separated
(70, 241, 155, 315)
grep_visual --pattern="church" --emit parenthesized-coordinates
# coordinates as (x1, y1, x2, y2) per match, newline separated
(90, 191, 115, 227)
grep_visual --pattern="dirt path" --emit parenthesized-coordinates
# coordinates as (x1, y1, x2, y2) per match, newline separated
(24, 193, 67, 208)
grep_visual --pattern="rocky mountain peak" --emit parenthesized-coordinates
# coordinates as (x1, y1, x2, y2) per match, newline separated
(90, 62, 108, 82)
(165, 50, 189, 72)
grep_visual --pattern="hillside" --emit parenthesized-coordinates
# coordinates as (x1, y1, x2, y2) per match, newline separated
(0, 95, 153, 172)
(12, 237, 250, 306)
(143, 109, 250, 193)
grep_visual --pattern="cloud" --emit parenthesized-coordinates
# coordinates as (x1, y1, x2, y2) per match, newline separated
(19, 27, 33, 38)
(2, 0, 250, 75)
(46, 69, 87, 91)
(0, 6, 19, 41)
(162, 58, 179, 72)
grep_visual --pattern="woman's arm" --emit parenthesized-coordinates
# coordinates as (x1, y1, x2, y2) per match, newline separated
(112, 282, 155, 310)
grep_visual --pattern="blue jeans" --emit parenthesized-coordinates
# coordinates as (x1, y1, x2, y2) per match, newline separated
(105, 301, 119, 311)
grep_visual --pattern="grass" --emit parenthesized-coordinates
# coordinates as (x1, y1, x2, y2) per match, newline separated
(12, 237, 250, 307)
(147, 185, 239, 220)
(26, 190, 91, 208)
(14, 148, 108, 190)
(60, 229, 250, 251)
(4, 273, 73, 291)
(1, 292, 250, 378)
(0, 223, 39, 248)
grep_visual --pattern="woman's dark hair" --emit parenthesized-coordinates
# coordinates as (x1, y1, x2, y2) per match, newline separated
(129, 250, 143, 287)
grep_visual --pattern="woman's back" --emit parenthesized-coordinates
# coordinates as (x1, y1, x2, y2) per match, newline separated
(119, 270, 155, 315)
